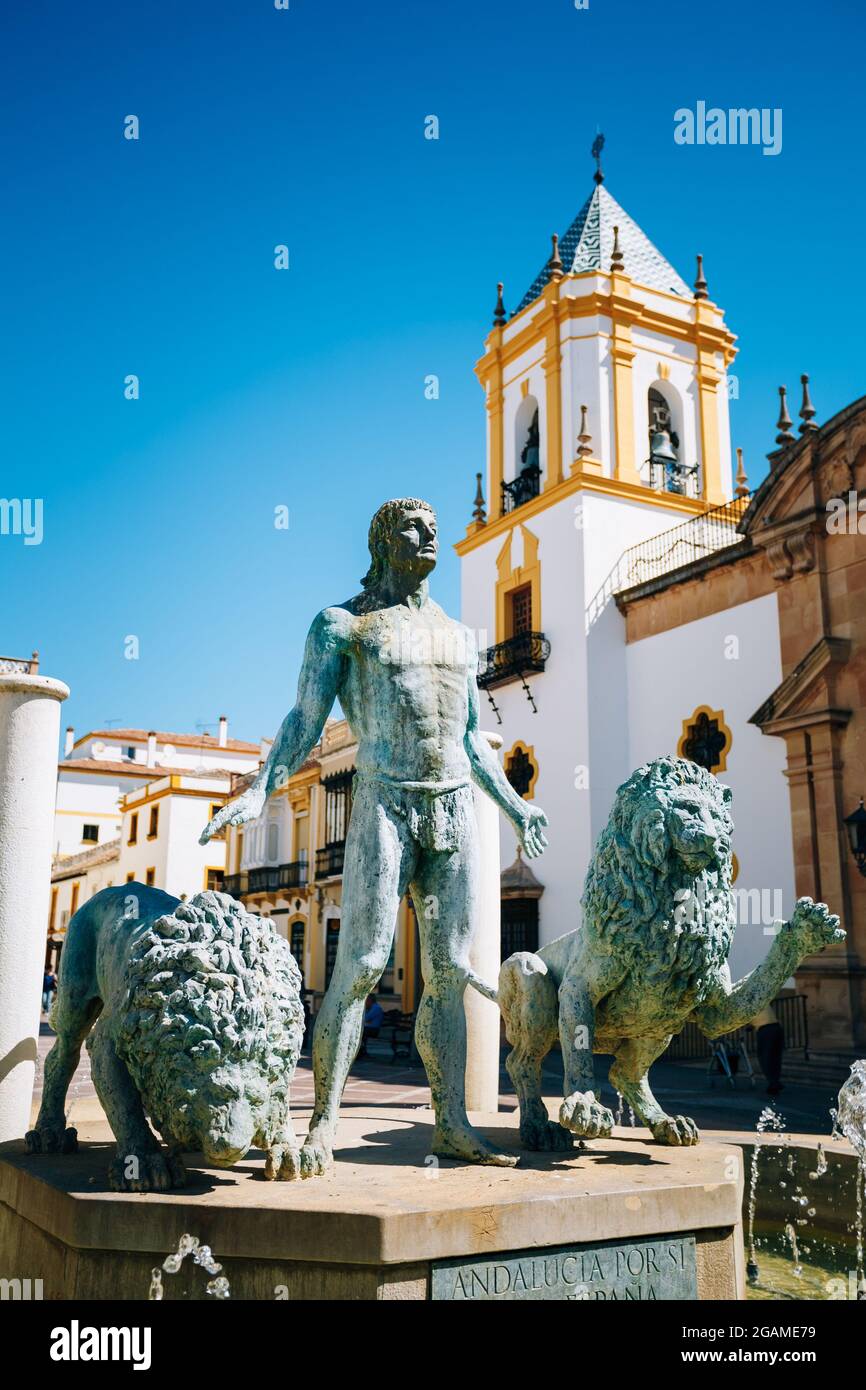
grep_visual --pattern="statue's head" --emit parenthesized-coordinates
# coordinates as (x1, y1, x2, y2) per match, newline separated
(117, 893, 304, 1168)
(616, 756, 733, 877)
(361, 497, 438, 591)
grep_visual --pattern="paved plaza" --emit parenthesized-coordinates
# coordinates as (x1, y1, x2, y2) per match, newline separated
(35, 1019, 842, 1142)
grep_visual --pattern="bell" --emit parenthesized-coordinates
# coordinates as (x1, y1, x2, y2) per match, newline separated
(649, 428, 678, 464)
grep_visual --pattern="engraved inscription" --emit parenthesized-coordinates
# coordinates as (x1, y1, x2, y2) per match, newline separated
(431, 1233, 698, 1301)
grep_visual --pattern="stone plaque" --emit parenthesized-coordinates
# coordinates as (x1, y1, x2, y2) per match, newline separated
(431, 1233, 697, 1301)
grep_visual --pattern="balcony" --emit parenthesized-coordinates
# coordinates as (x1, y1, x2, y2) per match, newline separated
(315, 842, 346, 879)
(501, 465, 541, 514)
(476, 631, 550, 692)
(225, 860, 308, 900)
(223, 871, 248, 900)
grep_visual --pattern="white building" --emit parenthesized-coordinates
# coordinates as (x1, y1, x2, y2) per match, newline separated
(47, 721, 262, 969)
(458, 166, 796, 981)
(53, 720, 260, 858)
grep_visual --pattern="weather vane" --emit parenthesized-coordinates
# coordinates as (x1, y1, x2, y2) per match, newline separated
(592, 131, 605, 185)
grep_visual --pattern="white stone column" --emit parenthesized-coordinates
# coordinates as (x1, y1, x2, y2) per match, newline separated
(465, 731, 502, 1114)
(0, 670, 69, 1143)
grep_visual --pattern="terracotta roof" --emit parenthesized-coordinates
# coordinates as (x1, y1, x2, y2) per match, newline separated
(500, 846, 545, 898)
(72, 728, 260, 754)
(52, 838, 121, 881)
(58, 759, 233, 780)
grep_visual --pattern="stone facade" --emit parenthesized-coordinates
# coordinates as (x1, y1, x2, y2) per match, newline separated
(619, 394, 866, 1053)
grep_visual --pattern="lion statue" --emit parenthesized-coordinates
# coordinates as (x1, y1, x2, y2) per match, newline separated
(475, 756, 844, 1151)
(27, 887, 305, 1191)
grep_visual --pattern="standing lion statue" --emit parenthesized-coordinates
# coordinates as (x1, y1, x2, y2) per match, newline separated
(476, 756, 844, 1151)
(27, 887, 305, 1191)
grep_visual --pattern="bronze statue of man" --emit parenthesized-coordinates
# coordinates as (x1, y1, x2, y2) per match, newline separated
(202, 498, 548, 1175)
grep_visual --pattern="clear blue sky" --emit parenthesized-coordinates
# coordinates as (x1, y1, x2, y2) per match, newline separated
(3, 0, 864, 747)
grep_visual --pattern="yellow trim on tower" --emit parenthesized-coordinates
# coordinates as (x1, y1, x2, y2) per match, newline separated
(456, 465, 711, 557)
(609, 271, 641, 486)
(495, 526, 541, 645)
(542, 282, 563, 490)
(476, 278, 737, 384)
(694, 301, 725, 504)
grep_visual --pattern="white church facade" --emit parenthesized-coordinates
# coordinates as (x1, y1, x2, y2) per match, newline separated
(457, 167, 797, 986)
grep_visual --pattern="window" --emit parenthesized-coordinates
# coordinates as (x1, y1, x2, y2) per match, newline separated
(290, 920, 305, 970)
(148, 806, 159, 839)
(70, 883, 80, 916)
(49, 888, 57, 930)
(678, 705, 732, 774)
(503, 397, 542, 512)
(324, 919, 340, 989)
(504, 743, 538, 799)
(204, 868, 224, 892)
(501, 898, 539, 959)
(267, 822, 280, 863)
(145, 867, 156, 887)
(125, 745, 136, 760)
(126, 871, 136, 883)
(128, 813, 138, 845)
(507, 584, 533, 638)
(82, 823, 99, 844)
(323, 771, 354, 847)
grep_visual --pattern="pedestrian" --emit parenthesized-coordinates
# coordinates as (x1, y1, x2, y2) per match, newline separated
(42, 969, 56, 1015)
(754, 1004, 784, 1095)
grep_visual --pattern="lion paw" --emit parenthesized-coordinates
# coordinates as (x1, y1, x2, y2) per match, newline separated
(787, 898, 845, 955)
(264, 1144, 302, 1181)
(298, 1135, 333, 1179)
(559, 1091, 614, 1140)
(650, 1114, 700, 1146)
(520, 1118, 575, 1152)
(108, 1149, 186, 1192)
(25, 1123, 78, 1155)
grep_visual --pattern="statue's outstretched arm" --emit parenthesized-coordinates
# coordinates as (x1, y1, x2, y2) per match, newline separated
(692, 898, 844, 1038)
(200, 612, 344, 844)
(463, 657, 548, 859)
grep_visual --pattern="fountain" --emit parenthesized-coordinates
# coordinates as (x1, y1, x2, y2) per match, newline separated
(148, 1233, 231, 1301)
(836, 1061, 866, 1300)
(745, 1105, 785, 1283)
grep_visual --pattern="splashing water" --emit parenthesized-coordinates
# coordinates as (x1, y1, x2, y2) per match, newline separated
(808, 1143, 827, 1180)
(837, 1061, 866, 1160)
(784, 1222, 803, 1278)
(837, 1061, 866, 1298)
(147, 1233, 230, 1300)
(746, 1105, 786, 1284)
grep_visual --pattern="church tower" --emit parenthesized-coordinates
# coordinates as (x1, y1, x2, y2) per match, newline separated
(458, 146, 739, 949)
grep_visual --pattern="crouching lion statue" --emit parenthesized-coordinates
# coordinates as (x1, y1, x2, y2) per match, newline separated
(474, 756, 844, 1152)
(26, 888, 305, 1191)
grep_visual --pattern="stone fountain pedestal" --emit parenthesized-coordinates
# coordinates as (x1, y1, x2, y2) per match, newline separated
(0, 1105, 745, 1300)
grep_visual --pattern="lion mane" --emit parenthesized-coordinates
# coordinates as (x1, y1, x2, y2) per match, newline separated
(115, 891, 304, 1147)
(581, 756, 735, 988)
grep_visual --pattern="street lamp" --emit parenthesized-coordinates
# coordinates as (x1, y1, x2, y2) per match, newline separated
(844, 798, 866, 877)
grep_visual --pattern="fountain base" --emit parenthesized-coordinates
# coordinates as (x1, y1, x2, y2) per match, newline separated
(0, 1105, 745, 1300)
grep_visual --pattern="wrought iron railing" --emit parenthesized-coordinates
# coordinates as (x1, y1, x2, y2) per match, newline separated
(225, 860, 308, 899)
(315, 842, 346, 879)
(586, 494, 751, 631)
(664, 994, 809, 1061)
(224, 871, 248, 899)
(501, 465, 541, 513)
(477, 631, 550, 691)
(615, 494, 750, 593)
